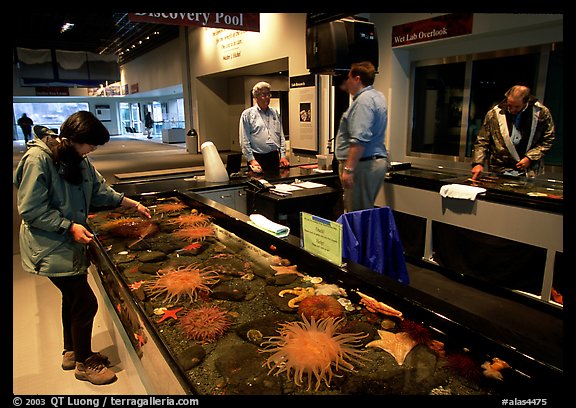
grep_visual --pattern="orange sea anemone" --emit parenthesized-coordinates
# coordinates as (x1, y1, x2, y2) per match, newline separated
(168, 211, 213, 227)
(297, 295, 345, 321)
(145, 264, 220, 303)
(179, 305, 231, 343)
(259, 316, 369, 392)
(173, 222, 216, 242)
(99, 217, 159, 239)
(154, 201, 188, 214)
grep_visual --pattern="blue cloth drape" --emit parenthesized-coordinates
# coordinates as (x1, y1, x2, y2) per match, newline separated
(337, 207, 409, 284)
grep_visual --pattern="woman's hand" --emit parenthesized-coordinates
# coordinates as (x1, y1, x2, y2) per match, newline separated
(135, 202, 151, 219)
(69, 223, 94, 244)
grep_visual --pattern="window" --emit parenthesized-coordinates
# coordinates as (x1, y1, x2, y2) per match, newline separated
(411, 62, 466, 156)
(13, 102, 89, 138)
(409, 44, 563, 169)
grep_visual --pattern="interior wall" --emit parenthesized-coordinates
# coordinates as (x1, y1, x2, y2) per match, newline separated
(370, 13, 563, 170)
(120, 39, 182, 95)
(187, 13, 308, 154)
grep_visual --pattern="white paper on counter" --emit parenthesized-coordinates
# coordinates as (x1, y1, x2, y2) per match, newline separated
(292, 181, 325, 189)
(273, 183, 303, 193)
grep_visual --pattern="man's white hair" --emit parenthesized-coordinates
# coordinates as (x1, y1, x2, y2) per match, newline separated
(252, 81, 271, 97)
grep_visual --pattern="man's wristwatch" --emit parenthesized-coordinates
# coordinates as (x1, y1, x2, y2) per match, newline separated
(343, 166, 354, 174)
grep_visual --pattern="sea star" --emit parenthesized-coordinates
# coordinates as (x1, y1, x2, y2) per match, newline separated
(366, 330, 417, 366)
(128, 280, 145, 291)
(278, 287, 315, 308)
(134, 331, 146, 349)
(270, 264, 306, 278)
(157, 306, 184, 323)
(357, 291, 403, 319)
(182, 242, 202, 251)
(481, 357, 511, 381)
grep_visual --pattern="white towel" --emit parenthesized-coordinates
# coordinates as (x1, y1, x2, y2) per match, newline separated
(248, 214, 290, 238)
(439, 184, 487, 200)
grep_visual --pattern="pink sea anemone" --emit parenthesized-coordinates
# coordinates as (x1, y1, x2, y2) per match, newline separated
(145, 264, 220, 303)
(179, 305, 231, 343)
(259, 316, 369, 391)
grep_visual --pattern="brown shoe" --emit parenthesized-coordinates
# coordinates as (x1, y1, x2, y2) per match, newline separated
(62, 351, 110, 371)
(62, 351, 75, 370)
(75, 355, 117, 385)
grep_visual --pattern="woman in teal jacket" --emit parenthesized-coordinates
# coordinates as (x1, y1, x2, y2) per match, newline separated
(14, 111, 151, 385)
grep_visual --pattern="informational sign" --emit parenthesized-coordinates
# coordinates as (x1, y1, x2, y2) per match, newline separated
(289, 74, 318, 152)
(129, 13, 260, 32)
(392, 13, 473, 47)
(35, 86, 69, 96)
(300, 212, 342, 267)
(95, 104, 111, 122)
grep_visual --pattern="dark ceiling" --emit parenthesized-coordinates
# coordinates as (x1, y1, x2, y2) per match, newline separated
(14, 12, 179, 65)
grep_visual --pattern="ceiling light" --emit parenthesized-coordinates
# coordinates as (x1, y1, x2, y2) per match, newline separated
(60, 22, 75, 33)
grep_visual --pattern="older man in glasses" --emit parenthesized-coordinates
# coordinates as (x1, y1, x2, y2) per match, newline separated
(239, 81, 290, 174)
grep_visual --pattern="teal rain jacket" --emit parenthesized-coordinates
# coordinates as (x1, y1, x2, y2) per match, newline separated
(13, 132, 124, 277)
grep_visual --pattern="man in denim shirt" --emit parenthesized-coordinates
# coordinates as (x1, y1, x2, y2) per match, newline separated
(335, 61, 389, 212)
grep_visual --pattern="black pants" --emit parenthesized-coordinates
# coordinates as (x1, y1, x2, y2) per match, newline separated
(21, 127, 32, 143)
(253, 150, 280, 175)
(49, 274, 98, 363)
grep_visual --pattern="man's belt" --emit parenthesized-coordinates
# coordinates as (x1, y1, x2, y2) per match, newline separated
(359, 155, 385, 162)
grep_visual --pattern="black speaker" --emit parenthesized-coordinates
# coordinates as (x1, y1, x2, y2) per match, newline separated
(306, 18, 378, 74)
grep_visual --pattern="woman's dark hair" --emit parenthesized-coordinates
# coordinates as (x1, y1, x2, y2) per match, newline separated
(59, 110, 110, 146)
(51, 111, 109, 184)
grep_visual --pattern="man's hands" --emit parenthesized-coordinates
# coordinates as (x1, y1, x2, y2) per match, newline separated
(471, 164, 484, 180)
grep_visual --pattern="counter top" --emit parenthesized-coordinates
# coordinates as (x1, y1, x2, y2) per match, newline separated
(387, 166, 563, 213)
(111, 164, 340, 196)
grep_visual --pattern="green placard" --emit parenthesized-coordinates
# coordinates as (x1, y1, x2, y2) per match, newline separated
(300, 212, 342, 266)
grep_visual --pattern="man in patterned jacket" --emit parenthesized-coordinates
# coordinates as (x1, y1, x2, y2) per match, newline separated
(471, 85, 555, 179)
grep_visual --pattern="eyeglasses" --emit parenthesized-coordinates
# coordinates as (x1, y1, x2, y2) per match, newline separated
(258, 92, 271, 98)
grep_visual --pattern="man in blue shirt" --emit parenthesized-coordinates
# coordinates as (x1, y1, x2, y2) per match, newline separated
(239, 81, 290, 174)
(335, 61, 390, 212)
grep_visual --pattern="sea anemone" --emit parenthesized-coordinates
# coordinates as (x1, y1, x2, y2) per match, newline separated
(154, 201, 188, 214)
(445, 351, 482, 381)
(168, 211, 213, 227)
(99, 217, 159, 239)
(297, 295, 345, 321)
(399, 319, 433, 345)
(145, 264, 220, 303)
(259, 316, 369, 391)
(179, 305, 231, 343)
(173, 222, 216, 242)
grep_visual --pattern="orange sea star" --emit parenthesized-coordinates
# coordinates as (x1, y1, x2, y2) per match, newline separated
(366, 330, 417, 366)
(270, 264, 306, 277)
(356, 291, 403, 319)
(278, 287, 315, 308)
